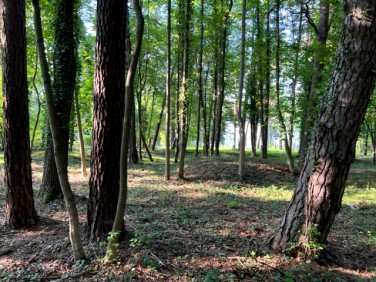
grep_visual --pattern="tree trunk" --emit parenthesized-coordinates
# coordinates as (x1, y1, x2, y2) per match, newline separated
(178, 0, 192, 179)
(214, 0, 232, 156)
(261, 0, 271, 159)
(74, 90, 87, 177)
(236, 0, 246, 178)
(31, 0, 84, 260)
(105, 0, 143, 262)
(269, 1, 376, 258)
(1, 0, 38, 229)
(275, 0, 295, 175)
(151, 99, 165, 151)
(31, 52, 42, 150)
(129, 92, 139, 164)
(165, 0, 171, 180)
(87, 0, 126, 242)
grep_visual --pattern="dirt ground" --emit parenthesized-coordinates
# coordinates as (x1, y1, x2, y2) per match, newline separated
(0, 153, 375, 281)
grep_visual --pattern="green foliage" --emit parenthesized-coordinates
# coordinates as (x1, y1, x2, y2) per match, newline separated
(228, 200, 240, 209)
(130, 231, 160, 247)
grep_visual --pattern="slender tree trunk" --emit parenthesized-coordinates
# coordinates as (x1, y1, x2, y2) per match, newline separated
(165, 0, 171, 180)
(105, 0, 143, 262)
(2, 0, 38, 229)
(178, 0, 192, 179)
(269, 1, 376, 258)
(236, 0, 246, 178)
(214, 0, 232, 156)
(31, 52, 41, 150)
(74, 90, 87, 177)
(195, 0, 205, 158)
(261, 0, 271, 159)
(151, 99, 165, 150)
(31, 0, 84, 260)
(275, 0, 295, 174)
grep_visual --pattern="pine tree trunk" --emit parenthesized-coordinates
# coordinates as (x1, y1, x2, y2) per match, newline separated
(1, 0, 38, 229)
(87, 0, 126, 242)
(269, 0, 376, 256)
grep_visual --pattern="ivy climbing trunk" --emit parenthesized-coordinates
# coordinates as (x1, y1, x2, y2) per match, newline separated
(31, 0, 85, 260)
(39, 0, 78, 202)
(269, 0, 376, 258)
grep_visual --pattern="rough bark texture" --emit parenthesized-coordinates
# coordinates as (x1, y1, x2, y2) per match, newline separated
(39, 0, 77, 201)
(87, 0, 126, 242)
(269, 0, 376, 253)
(1, 0, 38, 229)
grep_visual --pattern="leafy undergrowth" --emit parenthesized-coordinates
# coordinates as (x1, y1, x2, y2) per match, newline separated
(0, 149, 375, 281)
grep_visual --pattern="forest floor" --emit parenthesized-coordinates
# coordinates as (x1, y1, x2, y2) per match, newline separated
(0, 149, 375, 281)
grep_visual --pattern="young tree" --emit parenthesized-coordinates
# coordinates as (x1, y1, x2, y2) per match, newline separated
(1, 0, 38, 229)
(87, 0, 127, 241)
(269, 0, 376, 257)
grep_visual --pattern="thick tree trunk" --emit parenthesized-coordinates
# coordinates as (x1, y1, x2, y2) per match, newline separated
(105, 0, 143, 262)
(1, 0, 38, 229)
(269, 1, 376, 257)
(87, 0, 126, 242)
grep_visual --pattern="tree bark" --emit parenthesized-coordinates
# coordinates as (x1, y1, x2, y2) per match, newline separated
(1, 0, 38, 229)
(87, 0, 126, 242)
(105, 0, 143, 262)
(269, 0, 376, 257)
